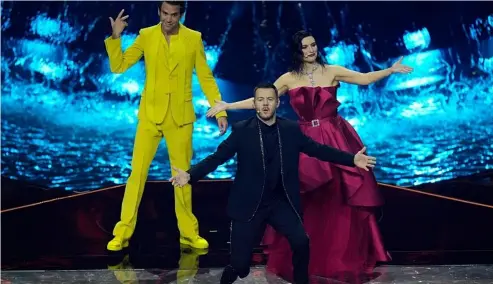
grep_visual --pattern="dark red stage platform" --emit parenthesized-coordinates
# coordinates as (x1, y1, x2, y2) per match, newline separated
(2, 172, 493, 283)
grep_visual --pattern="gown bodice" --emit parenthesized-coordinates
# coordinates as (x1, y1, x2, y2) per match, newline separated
(287, 85, 341, 122)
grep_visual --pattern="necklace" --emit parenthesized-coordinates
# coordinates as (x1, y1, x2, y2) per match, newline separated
(302, 65, 318, 86)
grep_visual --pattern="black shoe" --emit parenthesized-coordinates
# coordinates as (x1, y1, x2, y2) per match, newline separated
(220, 265, 238, 284)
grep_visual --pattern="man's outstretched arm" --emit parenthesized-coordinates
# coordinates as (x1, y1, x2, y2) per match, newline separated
(296, 126, 376, 171)
(296, 126, 354, 166)
(170, 126, 239, 186)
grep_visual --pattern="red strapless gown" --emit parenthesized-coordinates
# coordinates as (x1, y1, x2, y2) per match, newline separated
(263, 86, 391, 281)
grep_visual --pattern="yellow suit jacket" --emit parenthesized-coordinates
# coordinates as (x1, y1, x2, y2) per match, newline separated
(104, 23, 227, 125)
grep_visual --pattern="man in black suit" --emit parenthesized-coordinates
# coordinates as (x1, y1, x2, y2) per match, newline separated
(170, 83, 377, 284)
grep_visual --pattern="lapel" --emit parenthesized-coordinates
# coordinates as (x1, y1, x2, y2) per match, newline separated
(168, 23, 188, 74)
(254, 118, 266, 176)
(275, 117, 286, 163)
(149, 23, 163, 76)
(150, 23, 188, 75)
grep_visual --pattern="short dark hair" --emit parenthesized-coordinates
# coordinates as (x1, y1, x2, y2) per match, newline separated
(159, 1, 187, 14)
(254, 82, 278, 99)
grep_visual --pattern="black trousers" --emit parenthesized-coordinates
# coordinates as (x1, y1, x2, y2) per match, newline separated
(220, 199, 310, 284)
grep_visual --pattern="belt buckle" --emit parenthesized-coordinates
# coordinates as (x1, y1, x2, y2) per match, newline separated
(311, 119, 320, 127)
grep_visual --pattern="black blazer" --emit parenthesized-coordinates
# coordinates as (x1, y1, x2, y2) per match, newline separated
(188, 116, 356, 222)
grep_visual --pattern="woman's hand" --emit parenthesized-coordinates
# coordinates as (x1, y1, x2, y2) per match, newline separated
(206, 100, 230, 118)
(390, 57, 413, 74)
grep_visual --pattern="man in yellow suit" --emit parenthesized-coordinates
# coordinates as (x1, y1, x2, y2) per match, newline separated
(104, 1, 228, 251)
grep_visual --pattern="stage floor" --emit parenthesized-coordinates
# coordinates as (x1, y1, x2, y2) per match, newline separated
(2, 265, 493, 283)
(2, 174, 493, 283)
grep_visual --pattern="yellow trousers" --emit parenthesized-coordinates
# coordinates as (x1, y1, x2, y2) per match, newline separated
(112, 106, 198, 240)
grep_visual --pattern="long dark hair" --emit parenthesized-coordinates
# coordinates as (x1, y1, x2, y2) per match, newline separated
(289, 30, 327, 75)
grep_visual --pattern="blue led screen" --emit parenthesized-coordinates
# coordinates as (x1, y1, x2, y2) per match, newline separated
(1, 2, 492, 190)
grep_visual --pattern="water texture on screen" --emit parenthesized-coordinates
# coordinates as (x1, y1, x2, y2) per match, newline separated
(1, 3, 492, 190)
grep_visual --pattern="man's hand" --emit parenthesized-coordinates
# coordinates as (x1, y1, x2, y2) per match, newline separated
(109, 9, 129, 39)
(353, 147, 377, 171)
(169, 166, 191, 187)
(217, 117, 228, 136)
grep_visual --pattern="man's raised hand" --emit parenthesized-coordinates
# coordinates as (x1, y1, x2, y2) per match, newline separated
(109, 9, 129, 38)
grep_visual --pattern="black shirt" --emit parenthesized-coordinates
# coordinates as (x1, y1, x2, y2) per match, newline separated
(258, 118, 285, 206)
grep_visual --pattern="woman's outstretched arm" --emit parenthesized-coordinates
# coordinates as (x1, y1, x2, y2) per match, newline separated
(206, 73, 291, 117)
(330, 57, 413, 86)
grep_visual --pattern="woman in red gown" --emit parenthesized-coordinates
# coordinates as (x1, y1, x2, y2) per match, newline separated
(206, 30, 412, 281)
